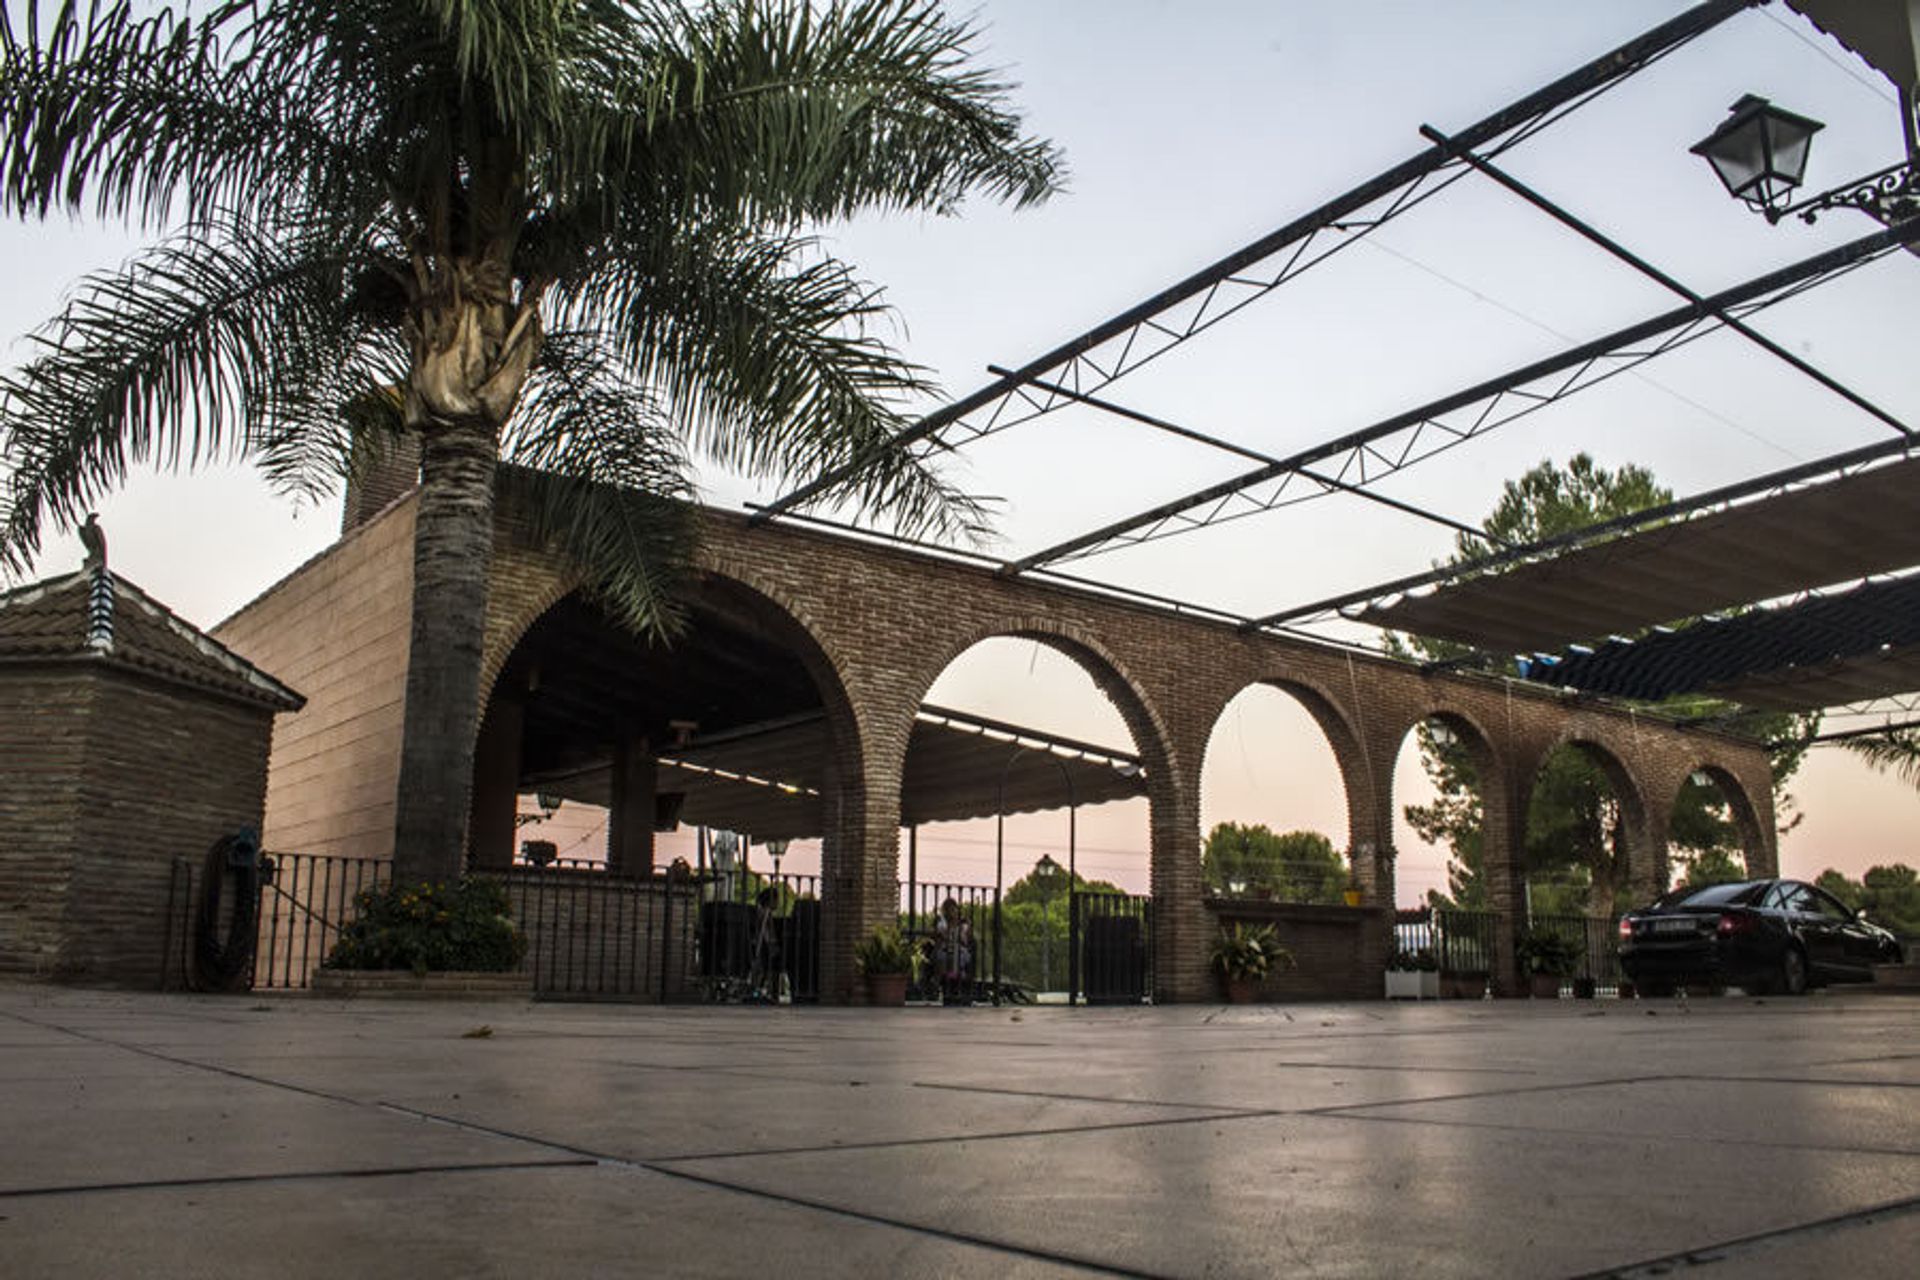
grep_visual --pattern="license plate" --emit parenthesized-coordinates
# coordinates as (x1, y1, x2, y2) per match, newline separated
(1652, 918, 1697, 934)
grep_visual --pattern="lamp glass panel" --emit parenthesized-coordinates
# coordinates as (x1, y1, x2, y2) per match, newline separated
(1703, 122, 1768, 197)
(1765, 116, 1817, 187)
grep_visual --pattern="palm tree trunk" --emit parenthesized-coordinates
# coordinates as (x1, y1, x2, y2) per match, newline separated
(391, 420, 499, 885)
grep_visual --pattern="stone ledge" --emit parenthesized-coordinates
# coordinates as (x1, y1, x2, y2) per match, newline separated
(311, 969, 533, 999)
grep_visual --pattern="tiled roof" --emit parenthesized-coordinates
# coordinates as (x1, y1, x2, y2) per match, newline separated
(0, 569, 304, 710)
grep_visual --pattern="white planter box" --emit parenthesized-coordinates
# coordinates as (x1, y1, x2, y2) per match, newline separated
(1385, 970, 1439, 1000)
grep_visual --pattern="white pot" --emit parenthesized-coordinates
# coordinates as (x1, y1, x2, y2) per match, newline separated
(1385, 970, 1439, 1000)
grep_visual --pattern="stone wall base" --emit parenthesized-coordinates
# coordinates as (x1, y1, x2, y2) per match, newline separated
(310, 969, 533, 999)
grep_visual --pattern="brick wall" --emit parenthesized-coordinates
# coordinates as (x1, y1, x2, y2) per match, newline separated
(227, 491, 1779, 1003)
(1210, 902, 1390, 1001)
(0, 664, 275, 986)
(0, 668, 89, 977)
(215, 501, 416, 859)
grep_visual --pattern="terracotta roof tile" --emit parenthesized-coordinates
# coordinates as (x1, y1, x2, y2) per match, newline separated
(0, 570, 304, 710)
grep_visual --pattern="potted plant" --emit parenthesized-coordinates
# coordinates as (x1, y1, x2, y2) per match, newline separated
(1515, 927, 1581, 999)
(1385, 946, 1440, 999)
(854, 924, 913, 1006)
(1342, 862, 1364, 908)
(1211, 923, 1293, 1002)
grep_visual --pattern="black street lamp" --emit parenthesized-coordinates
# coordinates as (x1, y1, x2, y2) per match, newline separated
(1690, 94, 1824, 221)
(1034, 852, 1062, 993)
(1692, 91, 1920, 228)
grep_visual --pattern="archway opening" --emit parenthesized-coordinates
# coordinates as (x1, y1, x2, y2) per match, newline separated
(1198, 683, 1351, 904)
(908, 636, 1153, 1002)
(1668, 766, 1758, 892)
(1519, 741, 1641, 922)
(472, 574, 857, 1000)
(1390, 713, 1492, 912)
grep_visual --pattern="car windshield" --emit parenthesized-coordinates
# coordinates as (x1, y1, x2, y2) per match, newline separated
(1660, 881, 1766, 908)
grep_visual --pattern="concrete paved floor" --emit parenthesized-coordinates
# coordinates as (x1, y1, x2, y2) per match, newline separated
(2, 984, 1917, 1278)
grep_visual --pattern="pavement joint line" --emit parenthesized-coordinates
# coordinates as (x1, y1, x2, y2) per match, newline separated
(380, 1093, 1281, 1166)
(1665, 1071, 1920, 1090)
(0, 1158, 595, 1202)
(911, 1079, 1273, 1114)
(1567, 1191, 1920, 1278)
(1321, 1108, 1920, 1160)
(378, 1100, 1165, 1278)
(0, 1008, 393, 1110)
(632, 1161, 1167, 1279)
(1300, 1072, 1674, 1116)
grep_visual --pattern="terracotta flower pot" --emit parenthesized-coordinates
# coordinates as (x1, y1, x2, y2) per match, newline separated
(1529, 972, 1562, 999)
(864, 973, 909, 1006)
(1223, 976, 1260, 1003)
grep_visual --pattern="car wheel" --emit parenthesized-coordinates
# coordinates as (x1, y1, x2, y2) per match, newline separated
(1779, 947, 1808, 997)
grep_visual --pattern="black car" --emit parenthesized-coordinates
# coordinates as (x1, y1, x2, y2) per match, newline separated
(1618, 878, 1904, 996)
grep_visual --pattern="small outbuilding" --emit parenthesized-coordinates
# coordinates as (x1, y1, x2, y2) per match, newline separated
(0, 563, 303, 985)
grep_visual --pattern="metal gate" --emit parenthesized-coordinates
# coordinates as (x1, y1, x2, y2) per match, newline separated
(1070, 891, 1153, 1004)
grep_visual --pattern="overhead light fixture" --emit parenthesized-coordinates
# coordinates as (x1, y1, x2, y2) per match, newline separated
(1691, 94, 1823, 220)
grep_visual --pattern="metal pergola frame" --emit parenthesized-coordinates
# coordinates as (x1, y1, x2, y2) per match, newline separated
(752, 0, 1771, 532)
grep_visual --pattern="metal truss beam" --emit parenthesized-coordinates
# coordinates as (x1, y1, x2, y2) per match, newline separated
(996, 371, 1506, 547)
(1808, 716, 1920, 743)
(1248, 431, 1920, 633)
(1421, 124, 1914, 439)
(749, 0, 1768, 527)
(1005, 219, 1920, 578)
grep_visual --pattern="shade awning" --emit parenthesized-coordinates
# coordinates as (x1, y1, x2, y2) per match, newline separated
(1519, 574, 1920, 711)
(528, 704, 1147, 841)
(1359, 453, 1920, 653)
(1787, 1, 1920, 92)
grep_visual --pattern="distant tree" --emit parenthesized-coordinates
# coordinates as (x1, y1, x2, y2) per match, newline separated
(1814, 864, 1920, 937)
(1675, 846, 1745, 892)
(1201, 823, 1346, 904)
(998, 857, 1123, 993)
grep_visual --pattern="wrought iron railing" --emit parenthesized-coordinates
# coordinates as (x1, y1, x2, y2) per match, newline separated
(254, 852, 390, 990)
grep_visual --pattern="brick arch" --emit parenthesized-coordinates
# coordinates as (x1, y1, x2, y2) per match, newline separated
(477, 546, 871, 848)
(1513, 731, 1653, 916)
(1387, 702, 1509, 780)
(1664, 759, 1771, 878)
(902, 616, 1179, 788)
(1527, 727, 1654, 836)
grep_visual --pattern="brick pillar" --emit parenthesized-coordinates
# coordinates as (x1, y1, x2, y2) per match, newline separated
(467, 695, 523, 871)
(1630, 805, 1670, 905)
(817, 741, 901, 1005)
(1147, 723, 1209, 1002)
(606, 736, 656, 876)
(1483, 773, 1525, 997)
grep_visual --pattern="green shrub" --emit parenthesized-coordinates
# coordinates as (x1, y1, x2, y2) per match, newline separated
(324, 878, 526, 975)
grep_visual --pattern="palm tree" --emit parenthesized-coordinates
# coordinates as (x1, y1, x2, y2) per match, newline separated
(0, 0, 1061, 883)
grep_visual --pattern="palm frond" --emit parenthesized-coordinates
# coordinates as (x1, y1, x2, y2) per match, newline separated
(595, 0, 1064, 225)
(0, 1, 376, 231)
(0, 214, 375, 572)
(1837, 730, 1920, 790)
(559, 217, 986, 539)
(499, 328, 694, 638)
